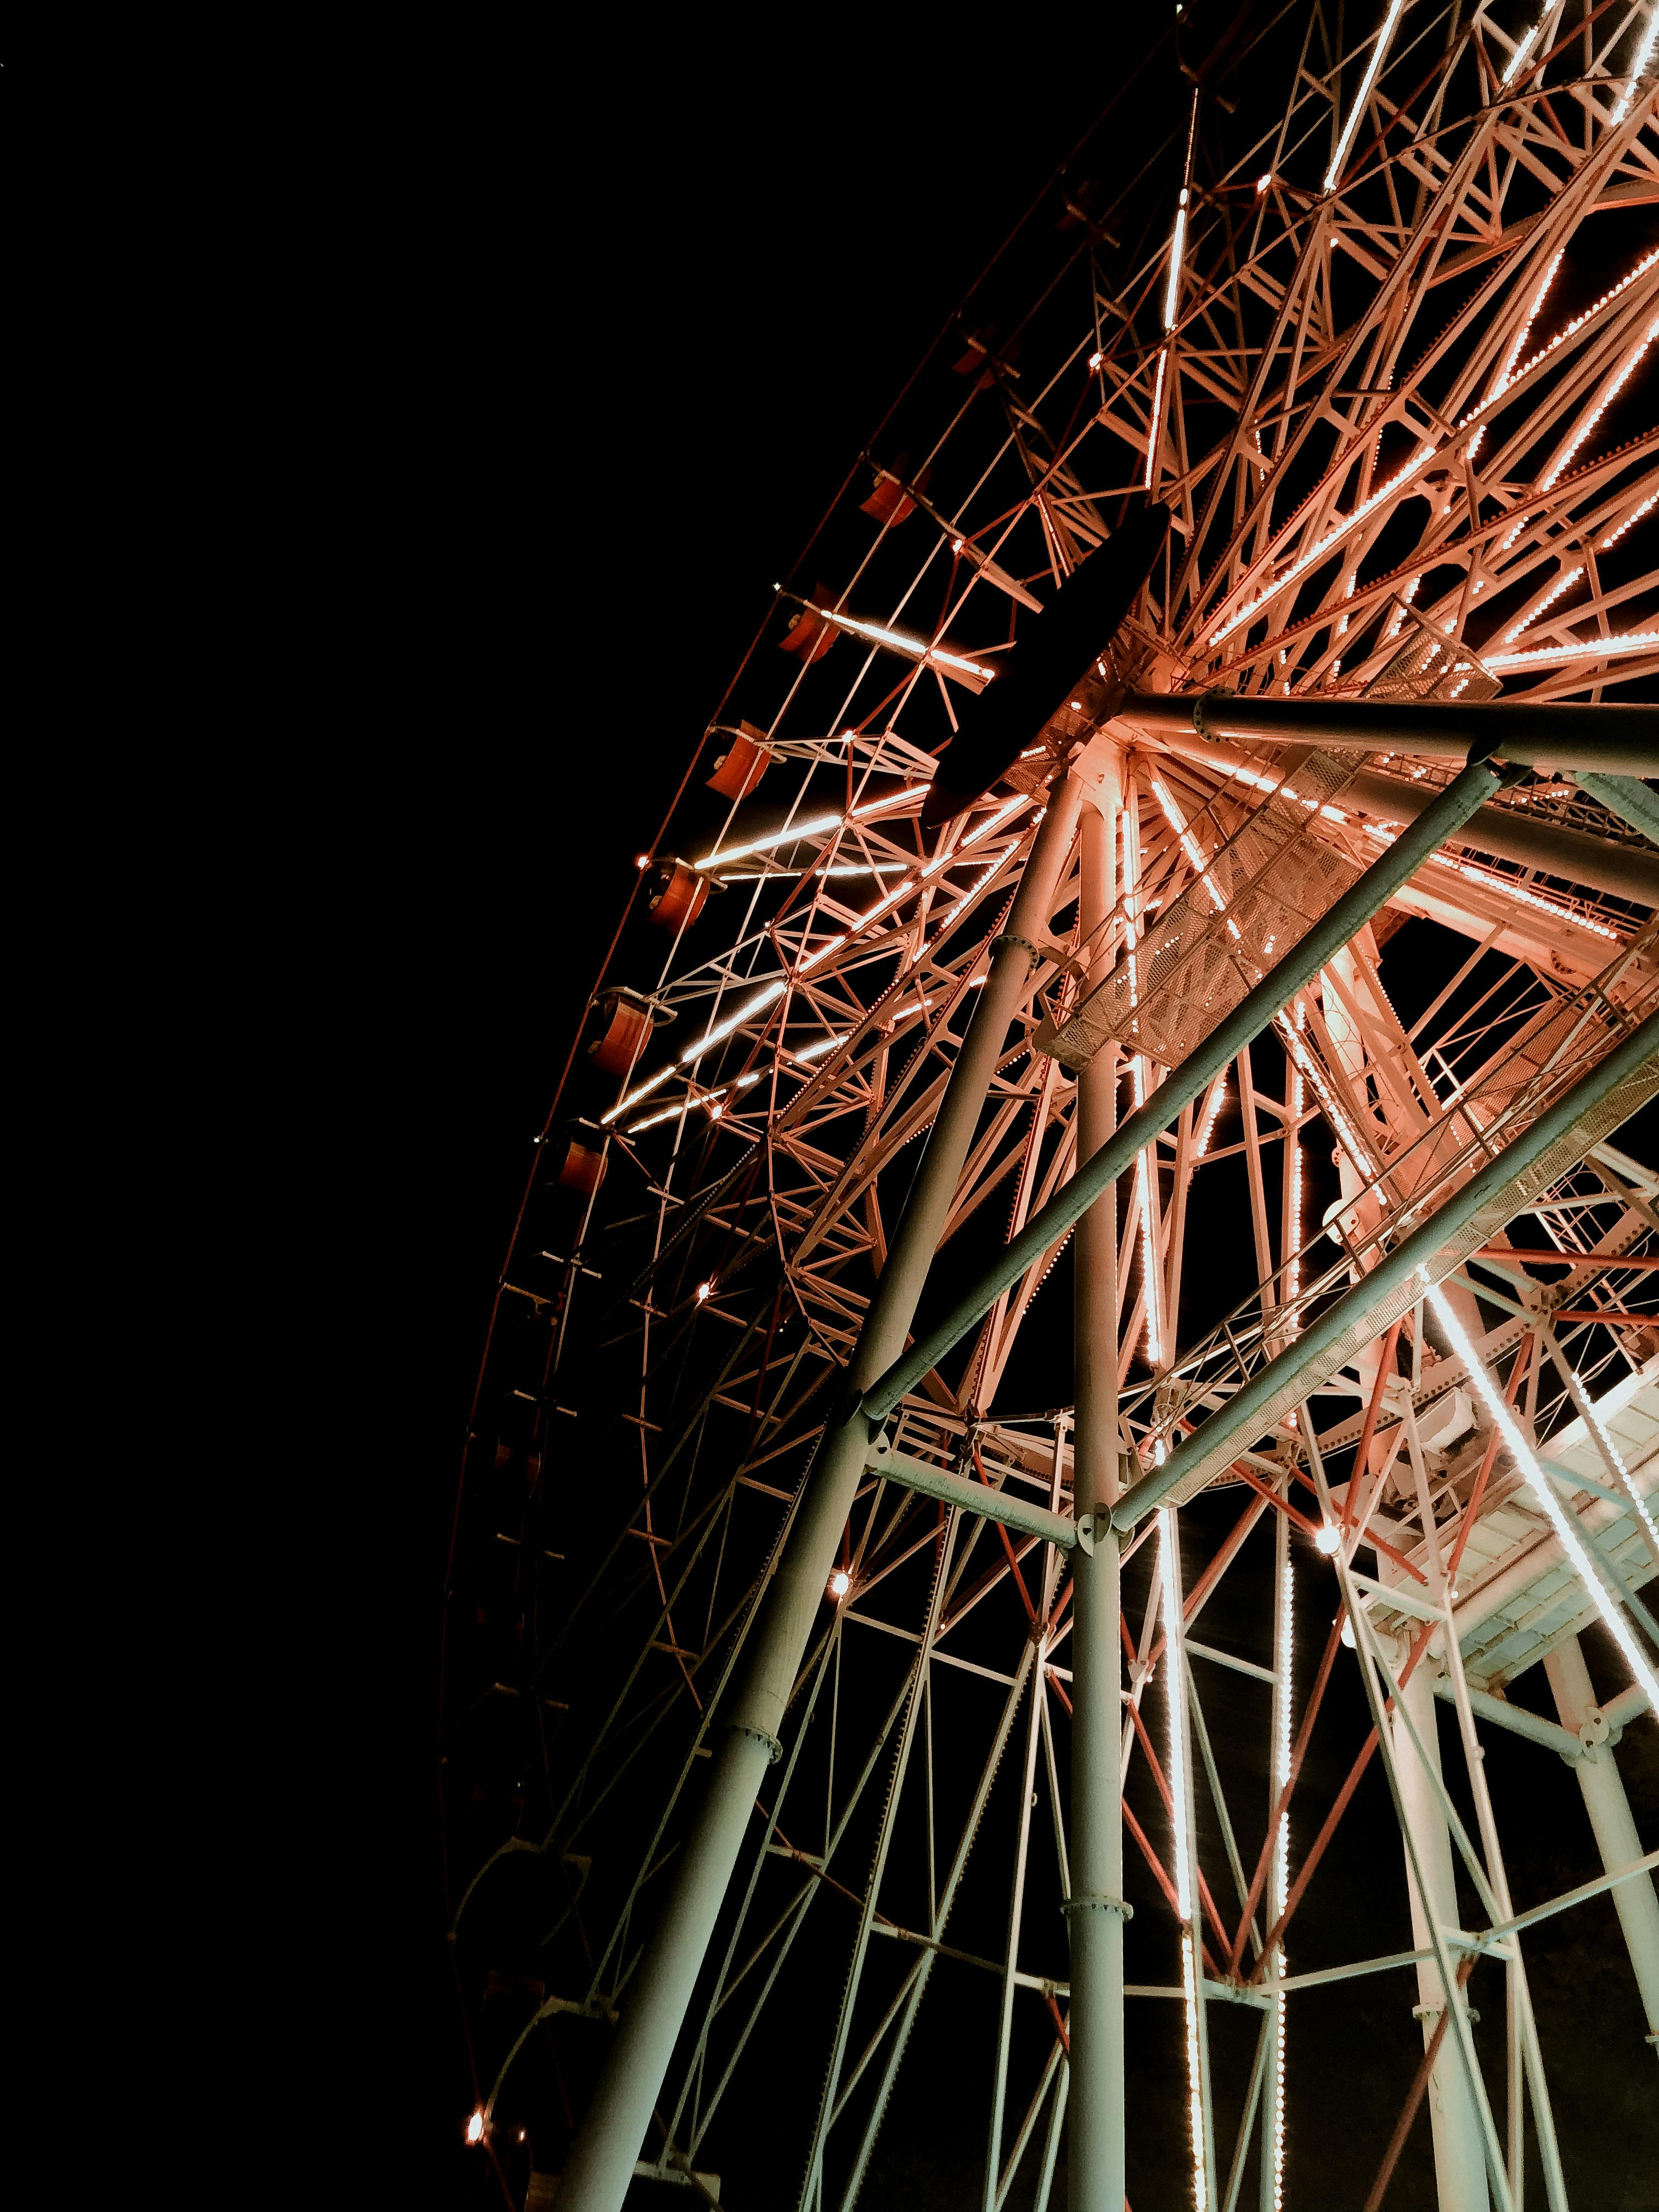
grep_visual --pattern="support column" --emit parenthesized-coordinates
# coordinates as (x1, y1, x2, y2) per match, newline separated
(1068, 770, 1126, 2210)
(1544, 1634, 1659, 2052)
(560, 779, 1086, 2211)
(1393, 1665, 1492, 2211)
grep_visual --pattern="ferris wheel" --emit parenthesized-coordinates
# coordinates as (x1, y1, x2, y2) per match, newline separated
(443, 7, 1659, 2209)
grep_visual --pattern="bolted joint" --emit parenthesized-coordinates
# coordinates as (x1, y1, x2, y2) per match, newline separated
(1062, 1892, 1134, 1922)
(726, 1722, 783, 1767)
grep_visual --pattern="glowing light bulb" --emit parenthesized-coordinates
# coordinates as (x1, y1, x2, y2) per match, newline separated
(1314, 1523, 1341, 1555)
(1256, 174, 1271, 195)
(466, 2111, 486, 2145)
(829, 1569, 851, 1599)
(635, 854, 651, 869)
(696, 1280, 713, 1302)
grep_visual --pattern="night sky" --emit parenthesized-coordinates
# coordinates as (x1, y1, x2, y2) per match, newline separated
(408, 17, 1657, 2206)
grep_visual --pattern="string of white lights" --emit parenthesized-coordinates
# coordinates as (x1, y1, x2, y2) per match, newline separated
(1324, 1, 1406, 191)
(1424, 1279, 1659, 1714)
(1125, 796, 1165, 1366)
(1160, 1508, 1211, 2212)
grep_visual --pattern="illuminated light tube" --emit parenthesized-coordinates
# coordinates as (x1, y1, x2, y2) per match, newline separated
(1212, 247, 1658, 648)
(814, 605, 998, 684)
(1471, 249, 1564, 457)
(794, 1032, 849, 1063)
(1482, 249, 1659, 415)
(1359, 824, 1622, 939)
(1502, 565, 1584, 644)
(601, 1062, 673, 1125)
(796, 793, 1029, 974)
(1574, 1385, 1659, 1556)
(1164, 190, 1188, 331)
(630, 1070, 764, 1135)
(1538, 318, 1657, 492)
(1425, 1278, 1659, 1715)
(1268, 1542, 1294, 2211)
(1483, 629, 1658, 672)
(1611, 6, 1659, 122)
(680, 980, 786, 1066)
(1502, 7, 1548, 84)
(1145, 346, 1169, 493)
(1194, 1072, 1228, 1158)
(1324, 0, 1406, 193)
(693, 814, 844, 870)
(1160, 1509, 1210, 2212)
(1602, 492, 1656, 549)
(1123, 805, 1165, 1367)
(1284, 1001, 1305, 1325)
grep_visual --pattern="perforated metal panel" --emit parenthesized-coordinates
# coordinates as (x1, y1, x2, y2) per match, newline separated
(1036, 751, 1362, 1071)
(1362, 608, 1500, 704)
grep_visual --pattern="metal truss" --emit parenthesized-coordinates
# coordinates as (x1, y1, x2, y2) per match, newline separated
(443, 10, 1658, 2209)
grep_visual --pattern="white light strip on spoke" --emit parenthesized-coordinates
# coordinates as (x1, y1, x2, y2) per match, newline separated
(1502, 565, 1583, 642)
(798, 793, 1029, 974)
(1502, 5, 1550, 84)
(1538, 316, 1657, 492)
(1425, 1278, 1659, 1715)
(1357, 823, 1622, 938)
(1285, 1003, 1305, 1328)
(1161, 1509, 1210, 2212)
(680, 980, 786, 1067)
(1145, 345, 1170, 493)
(1195, 1072, 1229, 1158)
(1324, 0, 1406, 194)
(693, 814, 843, 870)
(1483, 629, 1658, 672)
(1164, 192, 1188, 331)
(815, 605, 998, 684)
(1269, 1540, 1293, 2212)
(1601, 491, 1655, 549)
(1212, 246, 1658, 647)
(1611, 6, 1659, 121)
(1125, 801, 1165, 1366)
(601, 1063, 674, 1125)
(794, 1032, 849, 1063)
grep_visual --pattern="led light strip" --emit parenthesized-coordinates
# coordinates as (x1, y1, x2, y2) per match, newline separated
(1425, 1278, 1659, 1714)
(1611, 5, 1659, 122)
(1538, 316, 1657, 493)
(1161, 1509, 1211, 2212)
(1359, 823, 1622, 939)
(1268, 1538, 1294, 2212)
(1125, 800, 1165, 1367)
(1212, 245, 1658, 647)
(812, 604, 998, 684)
(1601, 490, 1655, 549)
(1324, 0, 1406, 192)
(1482, 629, 1658, 672)
(798, 791, 1030, 974)
(1145, 345, 1170, 494)
(1502, 564, 1583, 643)
(1164, 192, 1188, 331)
(1284, 1002, 1306, 1328)
(693, 787, 924, 873)
(1502, 3, 1551, 85)
(1195, 1071, 1229, 1158)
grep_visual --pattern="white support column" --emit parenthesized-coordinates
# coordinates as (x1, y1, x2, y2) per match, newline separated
(1544, 1634, 1659, 2053)
(1393, 1664, 1493, 2210)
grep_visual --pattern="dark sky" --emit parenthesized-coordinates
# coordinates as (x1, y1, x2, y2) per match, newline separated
(403, 18, 1656, 2207)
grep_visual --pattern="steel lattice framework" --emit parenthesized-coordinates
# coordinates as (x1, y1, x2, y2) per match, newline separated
(443, 9, 1659, 2209)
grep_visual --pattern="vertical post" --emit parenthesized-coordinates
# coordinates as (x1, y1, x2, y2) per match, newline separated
(1068, 769, 1128, 2211)
(559, 780, 1086, 2211)
(1393, 1664, 1493, 2211)
(1544, 1634, 1659, 2050)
